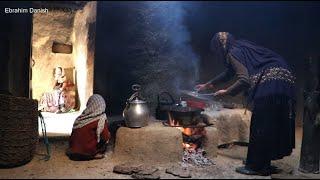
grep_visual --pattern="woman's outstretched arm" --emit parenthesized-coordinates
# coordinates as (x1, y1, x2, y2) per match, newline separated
(224, 54, 251, 96)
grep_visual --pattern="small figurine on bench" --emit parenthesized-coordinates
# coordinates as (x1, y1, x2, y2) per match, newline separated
(38, 66, 67, 113)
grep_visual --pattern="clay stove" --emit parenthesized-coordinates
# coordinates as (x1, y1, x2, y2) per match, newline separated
(112, 97, 218, 166)
(163, 105, 214, 167)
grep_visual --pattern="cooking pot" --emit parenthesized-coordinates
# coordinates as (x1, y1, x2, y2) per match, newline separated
(163, 105, 204, 127)
(123, 84, 150, 128)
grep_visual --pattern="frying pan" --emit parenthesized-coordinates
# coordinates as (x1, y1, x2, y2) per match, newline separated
(180, 90, 215, 101)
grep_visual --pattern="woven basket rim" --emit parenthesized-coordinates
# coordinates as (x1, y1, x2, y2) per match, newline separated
(0, 94, 38, 101)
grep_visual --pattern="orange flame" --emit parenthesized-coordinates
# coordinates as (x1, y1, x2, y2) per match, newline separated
(168, 112, 206, 151)
(182, 142, 197, 151)
(182, 128, 192, 136)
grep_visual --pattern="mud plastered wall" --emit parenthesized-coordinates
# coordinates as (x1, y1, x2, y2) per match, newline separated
(32, 2, 96, 110)
(31, 10, 75, 101)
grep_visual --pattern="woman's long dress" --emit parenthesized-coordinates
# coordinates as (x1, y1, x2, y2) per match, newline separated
(66, 119, 111, 160)
(209, 53, 296, 171)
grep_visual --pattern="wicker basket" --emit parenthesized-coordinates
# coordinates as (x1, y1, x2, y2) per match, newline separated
(0, 94, 38, 168)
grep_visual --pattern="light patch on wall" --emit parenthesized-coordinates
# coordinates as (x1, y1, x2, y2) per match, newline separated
(33, 36, 50, 48)
(71, 1, 96, 111)
(74, 43, 87, 111)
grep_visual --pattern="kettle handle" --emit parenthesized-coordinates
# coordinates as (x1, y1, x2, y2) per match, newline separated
(128, 91, 140, 102)
(125, 93, 138, 110)
(132, 84, 141, 91)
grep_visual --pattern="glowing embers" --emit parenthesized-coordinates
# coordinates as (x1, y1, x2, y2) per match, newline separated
(166, 114, 214, 167)
(181, 147, 214, 168)
(182, 127, 206, 151)
(180, 127, 214, 167)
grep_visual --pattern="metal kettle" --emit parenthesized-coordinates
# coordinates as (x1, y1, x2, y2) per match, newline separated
(123, 84, 150, 128)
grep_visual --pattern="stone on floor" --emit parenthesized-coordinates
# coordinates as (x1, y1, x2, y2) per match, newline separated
(165, 165, 191, 178)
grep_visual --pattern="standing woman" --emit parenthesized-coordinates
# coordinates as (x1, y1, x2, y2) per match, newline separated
(196, 32, 296, 175)
(66, 94, 111, 160)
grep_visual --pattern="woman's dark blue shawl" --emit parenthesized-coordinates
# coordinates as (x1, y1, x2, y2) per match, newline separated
(210, 32, 296, 100)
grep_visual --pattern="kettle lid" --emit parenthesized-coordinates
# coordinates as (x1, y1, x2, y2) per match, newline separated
(128, 88, 146, 104)
(130, 99, 146, 104)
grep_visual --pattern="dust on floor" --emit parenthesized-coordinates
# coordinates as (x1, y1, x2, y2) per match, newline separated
(0, 128, 318, 179)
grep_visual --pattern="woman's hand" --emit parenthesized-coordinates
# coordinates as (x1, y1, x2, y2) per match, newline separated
(195, 83, 214, 91)
(214, 89, 228, 96)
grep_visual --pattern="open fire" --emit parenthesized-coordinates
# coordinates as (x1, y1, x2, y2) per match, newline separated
(181, 127, 206, 150)
(167, 112, 214, 167)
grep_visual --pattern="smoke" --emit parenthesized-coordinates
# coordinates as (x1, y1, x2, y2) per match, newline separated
(126, 2, 200, 113)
